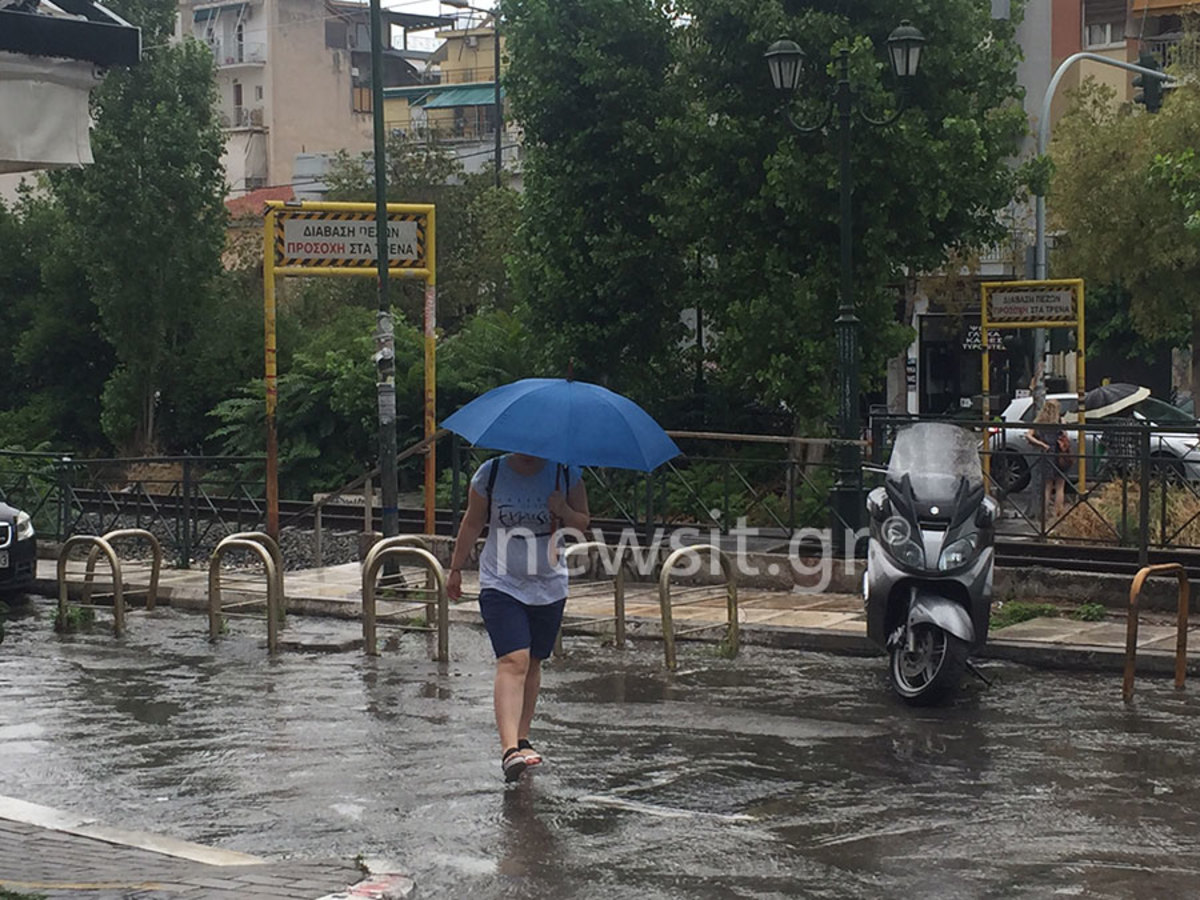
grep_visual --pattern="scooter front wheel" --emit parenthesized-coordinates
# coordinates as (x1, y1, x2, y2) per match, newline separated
(889, 623, 968, 706)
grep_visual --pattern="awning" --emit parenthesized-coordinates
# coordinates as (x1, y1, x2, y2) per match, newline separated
(422, 85, 502, 109)
(0, 52, 101, 173)
(0, 0, 141, 67)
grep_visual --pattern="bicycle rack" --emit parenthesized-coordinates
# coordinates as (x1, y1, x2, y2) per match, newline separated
(658, 544, 738, 671)
(1123, 562, 1190, 702)
(81, 528, 163, 611)
(208, 536, 284, 654)
(57, 535, 124, 636)
(362, 538, 448, 661)
(222, 531, 286, 614)
(559, 541, 629, 652)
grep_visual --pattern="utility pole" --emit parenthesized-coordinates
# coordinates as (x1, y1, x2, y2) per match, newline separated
(370, 0, 399, 540)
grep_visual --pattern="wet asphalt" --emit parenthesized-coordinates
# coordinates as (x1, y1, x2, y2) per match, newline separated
(2, 597, 1200, 899)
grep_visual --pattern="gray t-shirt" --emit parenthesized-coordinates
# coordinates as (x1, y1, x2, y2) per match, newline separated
(470, 456, 580, 606)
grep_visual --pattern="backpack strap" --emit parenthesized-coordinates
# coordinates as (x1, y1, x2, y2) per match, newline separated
(484, 455, 501, 526)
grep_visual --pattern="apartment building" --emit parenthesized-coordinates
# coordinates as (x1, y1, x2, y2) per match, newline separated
(382, 15, 518, 180)
(177, 0, 451, 196)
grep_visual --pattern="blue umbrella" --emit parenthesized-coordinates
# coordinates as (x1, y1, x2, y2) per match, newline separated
(441, 378, 681, 471)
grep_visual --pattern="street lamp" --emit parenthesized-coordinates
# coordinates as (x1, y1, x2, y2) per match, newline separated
(765, 21, 925, 550)
(444, 0, 502, 188)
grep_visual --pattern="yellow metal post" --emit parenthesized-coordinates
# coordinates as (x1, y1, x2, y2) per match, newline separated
(1076, 284, 1087, 491)
(263, 206, 280, 539)
(424, 207, 437, 536)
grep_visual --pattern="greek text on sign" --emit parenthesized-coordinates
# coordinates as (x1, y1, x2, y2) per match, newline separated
(988, 288, 1076, 322)
(278, 216, 422, 267)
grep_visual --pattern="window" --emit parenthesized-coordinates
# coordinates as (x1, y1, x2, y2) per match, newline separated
(255, 85, 263, 101)
(1086, 21, 1125, 47)
(1084, 0, 1126, 48)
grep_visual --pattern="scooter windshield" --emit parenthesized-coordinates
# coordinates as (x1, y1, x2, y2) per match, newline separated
(887, 423, 983, 504)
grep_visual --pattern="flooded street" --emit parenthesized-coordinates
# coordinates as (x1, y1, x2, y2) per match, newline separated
(3, 597, 1200, 898)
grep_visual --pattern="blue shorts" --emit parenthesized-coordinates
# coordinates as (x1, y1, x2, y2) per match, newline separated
(478, 588, 566, 659)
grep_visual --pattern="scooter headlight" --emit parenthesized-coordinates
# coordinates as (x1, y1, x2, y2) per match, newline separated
(15, 510, 34, 541)
(881, 517, 924, 568)
(937, 534, 978, 571)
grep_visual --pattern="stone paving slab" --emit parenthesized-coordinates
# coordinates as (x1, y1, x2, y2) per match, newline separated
(0, 797, 370, 900)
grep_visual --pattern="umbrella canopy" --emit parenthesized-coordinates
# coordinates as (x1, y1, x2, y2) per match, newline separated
(1083, 384, 1151, 419)
(441, 378, 681, 471)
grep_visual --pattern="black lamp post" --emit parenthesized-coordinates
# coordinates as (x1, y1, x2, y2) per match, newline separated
(765, 21, 925, 553)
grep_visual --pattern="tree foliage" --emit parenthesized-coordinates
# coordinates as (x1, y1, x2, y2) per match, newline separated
(661, 0, 1027, 430)
(0, 186, 113, 449)
(504, 0, 687, 394)
(323, 135, 520, 331)
(1050, 78, 1200, 388)
(50, 4, 229, 453)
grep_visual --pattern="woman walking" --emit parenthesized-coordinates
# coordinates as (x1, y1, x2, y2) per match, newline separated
(446, 453, 589, 782)
(1026, 398, 1068, 522)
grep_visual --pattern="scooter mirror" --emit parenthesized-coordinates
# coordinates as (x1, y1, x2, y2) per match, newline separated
(976, 496, 999, 527)
(867, 486, 890, 520)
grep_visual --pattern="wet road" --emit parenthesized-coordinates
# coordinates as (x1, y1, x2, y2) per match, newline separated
(3, 598, 1200, 899)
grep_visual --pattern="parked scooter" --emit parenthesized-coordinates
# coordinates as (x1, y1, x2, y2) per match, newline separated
(864, 422, 997, 705)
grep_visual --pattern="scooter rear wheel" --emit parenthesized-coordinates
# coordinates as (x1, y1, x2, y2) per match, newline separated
(889, 623, 968, 706)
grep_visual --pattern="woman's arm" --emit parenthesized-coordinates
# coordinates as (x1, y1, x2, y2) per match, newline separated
(1026, 428, 1049, 450)
(549, 476, 590, 533)
(446, 485, 488, 600)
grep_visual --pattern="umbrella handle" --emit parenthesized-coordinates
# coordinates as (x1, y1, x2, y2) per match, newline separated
(549, 463, 563, 567)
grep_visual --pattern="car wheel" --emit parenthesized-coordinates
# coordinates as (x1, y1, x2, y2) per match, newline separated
(990, 448, 1030, 495)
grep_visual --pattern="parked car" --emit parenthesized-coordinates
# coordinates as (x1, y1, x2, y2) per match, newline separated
(0, 500, 37, 601)
(987, 388, 1200, 494)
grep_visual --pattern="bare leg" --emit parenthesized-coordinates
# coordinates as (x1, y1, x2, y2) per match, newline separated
(518, 658, 542, 748)
(494, 649, 531, 752)
(1055, 477, 1066, 519)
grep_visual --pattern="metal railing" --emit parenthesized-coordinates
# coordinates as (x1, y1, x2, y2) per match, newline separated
(560, 541, 629, 650)
(208, 533, 284, 654)
(1123, 563, 1190, 702)
(658, 544, 737, 671)
(56, 535, 125, 636)
(870, 414, 1200, 559)
(362, 539, 448, 660)
(81, 528, 162, 612)
(0, 451, 266, 566)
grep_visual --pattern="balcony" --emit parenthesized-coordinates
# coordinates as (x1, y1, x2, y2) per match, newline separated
(1146, 33, 1200, 71)
(208, 40, 266, 67)
(220, 106, 265, 129)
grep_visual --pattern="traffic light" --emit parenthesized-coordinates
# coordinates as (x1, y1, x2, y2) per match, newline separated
(1133, 51, 1163, 113)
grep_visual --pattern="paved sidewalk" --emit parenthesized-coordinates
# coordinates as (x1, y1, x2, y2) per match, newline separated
(36, 557, 1200, 675)
(0, 797, 396, 900)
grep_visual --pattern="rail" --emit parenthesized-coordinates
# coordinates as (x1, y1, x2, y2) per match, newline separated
(560, 541, 629, 651)
(1123, 563, 1190, 702)
(303, 430, 447, 565)
(208, 536, 284, 654)
(362, 539, 448, 661)
(657, 544, 737, 670)
(56, 535, 125, 636)
(81, 528, 162, 611)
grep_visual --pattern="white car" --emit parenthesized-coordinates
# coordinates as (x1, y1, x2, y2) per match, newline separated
(987, 390, 1200, 494)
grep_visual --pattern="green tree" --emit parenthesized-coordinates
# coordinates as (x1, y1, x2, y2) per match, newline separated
(664, 0, 1027, 431)
(51, 0, 228, 453)
(1051, 78, 1200, 390)
(504, 0, 687, 394)
(0, 186, 113, 450)
(324, 134, 520, 331)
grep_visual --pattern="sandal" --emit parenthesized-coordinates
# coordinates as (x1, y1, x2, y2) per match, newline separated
(518, 738, 542, 768)
(502, 746, 527, 782)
